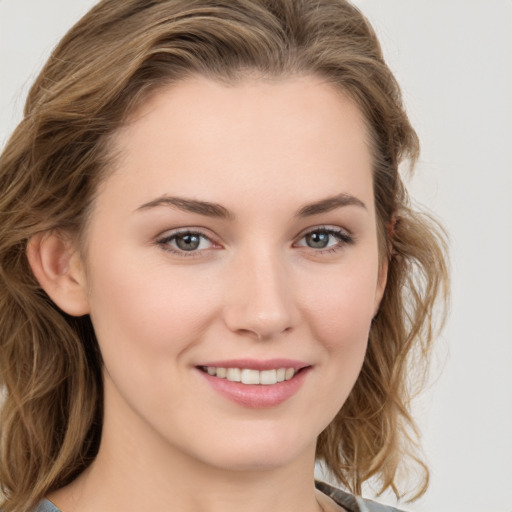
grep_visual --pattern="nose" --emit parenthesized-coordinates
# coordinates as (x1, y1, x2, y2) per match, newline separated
(223, 247, 298, 340)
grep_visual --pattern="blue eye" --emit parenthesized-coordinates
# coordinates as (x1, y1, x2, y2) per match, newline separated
(296, 228, 353, 251)
(158, 231, 214, 254)
(304, 231, 332, 249)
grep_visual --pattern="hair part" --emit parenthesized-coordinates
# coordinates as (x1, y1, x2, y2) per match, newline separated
(0, 1, 449, 510)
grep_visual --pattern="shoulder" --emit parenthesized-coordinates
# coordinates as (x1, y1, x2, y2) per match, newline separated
(33, 499, 61, 512)
(315, 481, 407, 512)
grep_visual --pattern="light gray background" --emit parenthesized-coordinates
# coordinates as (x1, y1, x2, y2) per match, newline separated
(1, 1, 511, 511)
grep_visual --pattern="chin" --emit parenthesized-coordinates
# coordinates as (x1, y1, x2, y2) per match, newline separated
(185, 425, 316, 473)
(207, 450, 307, 473)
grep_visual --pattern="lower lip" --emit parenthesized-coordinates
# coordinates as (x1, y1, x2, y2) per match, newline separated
(197, 368, 310, 409)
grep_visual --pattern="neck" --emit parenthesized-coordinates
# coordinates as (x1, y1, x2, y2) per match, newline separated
(49, 391, 324, 512)
(51, 445, 322, 512)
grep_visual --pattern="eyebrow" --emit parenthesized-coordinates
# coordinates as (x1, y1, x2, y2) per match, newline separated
(296, 193, 366, 217)
(137, 196, 235, 220)
(136, 192, 366, 219)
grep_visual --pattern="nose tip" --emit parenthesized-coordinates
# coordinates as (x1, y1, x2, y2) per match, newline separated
(233, 312, 293, 341)
(223, 254, 297, 340)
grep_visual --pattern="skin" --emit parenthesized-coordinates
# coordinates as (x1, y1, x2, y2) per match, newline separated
(40, 76, 387, 512)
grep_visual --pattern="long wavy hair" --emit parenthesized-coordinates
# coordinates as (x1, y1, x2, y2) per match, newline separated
(0, 1, 449, 511)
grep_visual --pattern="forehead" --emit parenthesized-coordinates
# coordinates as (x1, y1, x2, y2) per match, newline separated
(102, 75, 374, 215)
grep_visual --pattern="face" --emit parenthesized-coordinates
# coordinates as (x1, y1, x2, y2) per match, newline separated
(78, 76, 386, 472)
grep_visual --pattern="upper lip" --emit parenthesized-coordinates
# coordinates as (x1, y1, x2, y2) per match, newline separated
(196, 358, 310, 371)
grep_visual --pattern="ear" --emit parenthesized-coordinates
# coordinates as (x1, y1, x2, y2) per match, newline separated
(26, 231, 90, 316)
(373, 259, 389, 317)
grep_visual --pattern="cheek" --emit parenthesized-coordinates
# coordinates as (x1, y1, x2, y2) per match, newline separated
(85, 255, 225, 421)
(86, 252, 221, 360)
(294, 264, 379, 429)
(301, 261, 379, 352)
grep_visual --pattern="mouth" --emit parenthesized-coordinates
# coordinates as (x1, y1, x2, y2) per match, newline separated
(195, 359, 312, 408)
(198, 366, 305, 385)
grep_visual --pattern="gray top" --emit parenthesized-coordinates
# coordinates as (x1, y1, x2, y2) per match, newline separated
(316, 481, 406, 512)
(34, 500, 61, 512)
(35, 481, 404, 512)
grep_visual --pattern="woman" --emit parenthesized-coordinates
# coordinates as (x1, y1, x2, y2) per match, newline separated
(0, 1, 449, 511)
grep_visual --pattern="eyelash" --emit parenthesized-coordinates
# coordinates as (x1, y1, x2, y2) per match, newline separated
(295, 227, 355, 254)
(156, 226, 354, 257)
(157, 229, 217, 258)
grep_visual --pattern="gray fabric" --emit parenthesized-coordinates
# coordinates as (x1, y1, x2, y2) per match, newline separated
(34, 500, 61, 512)
(355, 495, 406, 512)
(315, 481, 406, 512)
(35, 483, 405, 512)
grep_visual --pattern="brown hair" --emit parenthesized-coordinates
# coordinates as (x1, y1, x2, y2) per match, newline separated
(0, 1, 449, 511)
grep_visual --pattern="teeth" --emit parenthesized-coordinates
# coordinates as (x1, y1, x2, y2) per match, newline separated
(260, 369, 277, 385)
(241, 369, 259, 384)
(203, 366, 297, 385)
(226, 367, 241, 382)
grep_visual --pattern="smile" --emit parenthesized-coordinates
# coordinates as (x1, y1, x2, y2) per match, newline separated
(196, 359, 311, 408)
(199, 366, 297, 385)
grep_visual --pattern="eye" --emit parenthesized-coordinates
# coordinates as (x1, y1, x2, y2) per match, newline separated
(157, 230, 216, 255)
(295, 227, 354, 251)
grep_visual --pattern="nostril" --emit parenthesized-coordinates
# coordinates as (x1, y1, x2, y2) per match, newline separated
(235, 326, 293, 341)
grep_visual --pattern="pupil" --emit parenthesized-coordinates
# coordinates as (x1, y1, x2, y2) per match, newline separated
(306, 232, 329, 249)
(176, 234, 200, 251)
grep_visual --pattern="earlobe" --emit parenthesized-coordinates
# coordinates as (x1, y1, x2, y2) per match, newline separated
(26, 231, 90, 316)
